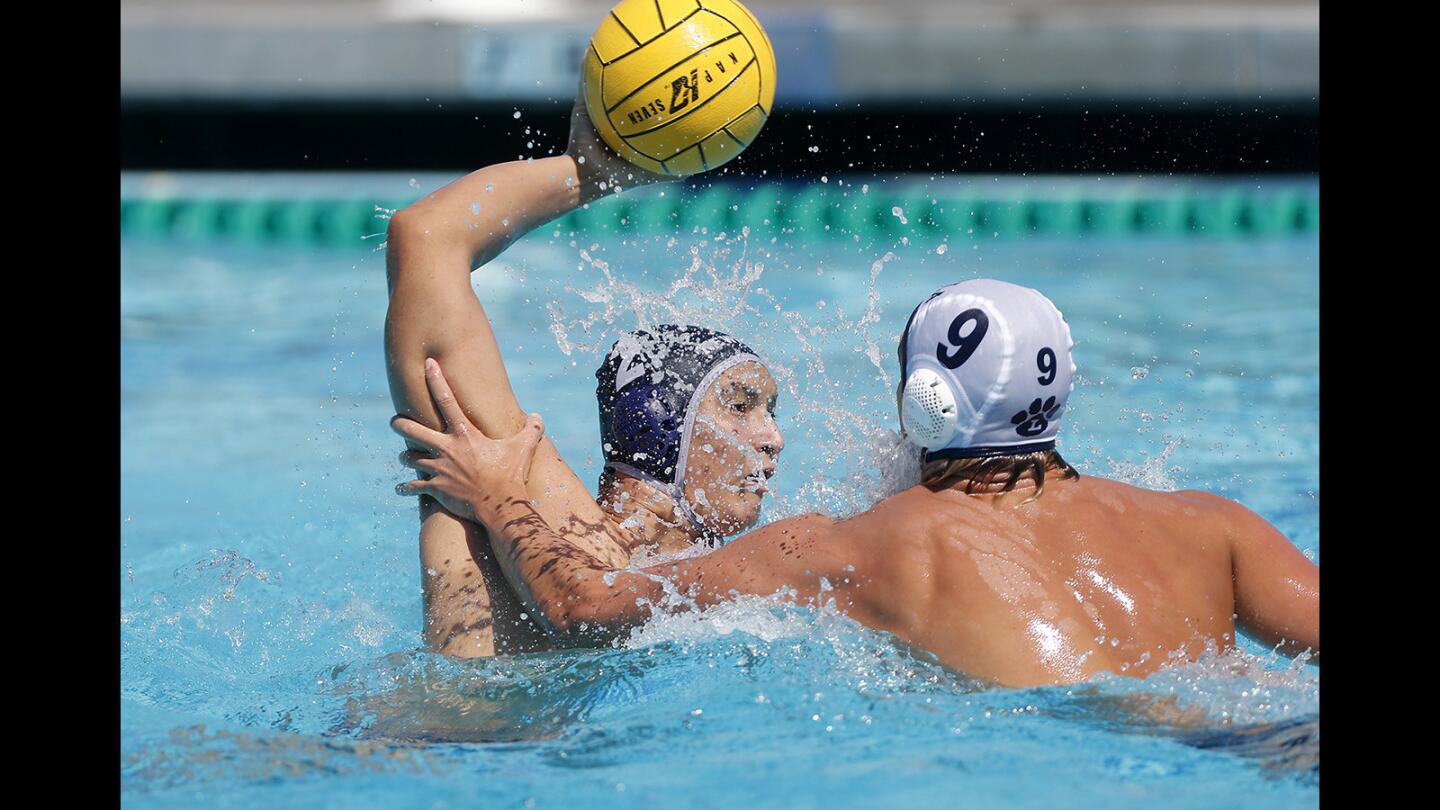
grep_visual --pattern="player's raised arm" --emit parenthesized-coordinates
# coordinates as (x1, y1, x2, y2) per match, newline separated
(383, 97, 670, 656)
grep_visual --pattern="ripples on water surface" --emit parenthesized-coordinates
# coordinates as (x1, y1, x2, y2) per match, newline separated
(122, 188, 1318, 808)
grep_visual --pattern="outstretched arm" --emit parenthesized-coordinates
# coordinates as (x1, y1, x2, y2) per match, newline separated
(475, 493, 840, 641)
(384, 97, 670, 656)
(1227, 501, 1320, 661)
(393, 361, 847, 643)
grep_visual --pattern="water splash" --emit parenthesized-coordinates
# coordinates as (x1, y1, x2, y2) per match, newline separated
(1106, 437, 1187, 491)
(546, 233, 920, 519)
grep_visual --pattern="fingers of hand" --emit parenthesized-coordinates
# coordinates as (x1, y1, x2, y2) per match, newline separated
(394, 478, 430, 498)
(424, 358, 469, 434)
(397, 449, 438, 474)
(518, 413, 546, 476)
(390, 415, 442, 449)
(514, 413, 545, 454)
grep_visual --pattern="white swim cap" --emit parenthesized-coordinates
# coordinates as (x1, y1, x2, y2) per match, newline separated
(898, 279, 1075, 460)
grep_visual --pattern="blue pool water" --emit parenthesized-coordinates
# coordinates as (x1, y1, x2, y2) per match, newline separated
(121, 175, 1319, 808)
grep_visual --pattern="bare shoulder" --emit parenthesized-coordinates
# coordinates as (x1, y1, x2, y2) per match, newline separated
(1166, 488, 1255, 523)
(852, 485, 937, 518)
(1165, 487, 1239, 510)
(1169, 490, 1291, 548)
(1079, 476, 1237, 517)
(1112, 483, 1282, 548)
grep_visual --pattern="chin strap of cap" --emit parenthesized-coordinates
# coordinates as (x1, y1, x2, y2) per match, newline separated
(604, 461, 705, 532)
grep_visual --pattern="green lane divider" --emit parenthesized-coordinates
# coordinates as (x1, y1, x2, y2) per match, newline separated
(1030, 196, 1085, 236)
(315, 199, 374, 245)
(231, 200, 278, 243)
(1083, 197, 1135, 235)
(634, 191, 684, 230)
(788, 186, 830, 236)
(1242, 192, 1307, 236)
(683, 185, 735, 230)
(1188, 190, 1247, 236)
(120, 183, 1318, 245)
(169, 198, 222, 240)
(977, 199, 1026, 235)
(126, 198, 178, 237)
(1135, 196, 1188, 235)
(730, 184, 782, 232)
(900, 191, 937, 232)
(828, 189, 874, 234)
(931, 195, 978, 234)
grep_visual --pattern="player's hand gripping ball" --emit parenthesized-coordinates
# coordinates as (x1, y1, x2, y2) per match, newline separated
(583, 0, 777, 177)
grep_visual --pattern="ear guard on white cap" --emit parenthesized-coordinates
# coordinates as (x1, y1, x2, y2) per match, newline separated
(900, 368, 959, 450)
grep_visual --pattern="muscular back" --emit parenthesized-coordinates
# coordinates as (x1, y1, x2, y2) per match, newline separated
(829, 476, 1293, 687)
(447, 434, 1317, 687)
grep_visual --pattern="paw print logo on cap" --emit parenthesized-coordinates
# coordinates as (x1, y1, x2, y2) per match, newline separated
(1011, 396, 1062, 437)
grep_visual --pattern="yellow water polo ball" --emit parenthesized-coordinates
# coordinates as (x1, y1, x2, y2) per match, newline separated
(582, 0, 777, 177)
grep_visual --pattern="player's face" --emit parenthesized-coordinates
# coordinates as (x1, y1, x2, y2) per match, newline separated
(682, 362, 783, 537)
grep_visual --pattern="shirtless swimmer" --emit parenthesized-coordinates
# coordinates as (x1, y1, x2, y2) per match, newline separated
(393, 279, 1320, 688)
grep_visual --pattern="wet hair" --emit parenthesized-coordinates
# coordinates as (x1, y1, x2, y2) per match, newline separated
(920, 447, 1079, 503)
